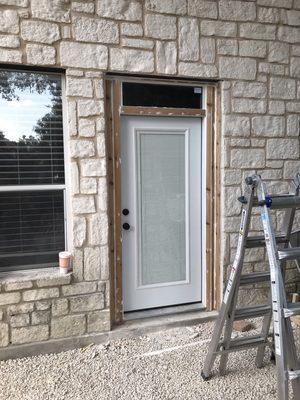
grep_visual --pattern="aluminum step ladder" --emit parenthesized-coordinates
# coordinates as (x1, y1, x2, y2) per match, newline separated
(201, 174, 300, 400)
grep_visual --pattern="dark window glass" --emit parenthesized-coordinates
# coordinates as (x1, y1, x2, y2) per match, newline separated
(0, 191, 65, 270)
(0, 71, 64, 185)
(122, 82, 202, 109)
(0, 70, 65, 272)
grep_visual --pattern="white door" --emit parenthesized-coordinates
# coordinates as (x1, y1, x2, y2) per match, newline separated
(121, 116, 203, 312)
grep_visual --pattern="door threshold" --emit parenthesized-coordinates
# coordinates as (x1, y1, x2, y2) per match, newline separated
(124, 302, 204, 321)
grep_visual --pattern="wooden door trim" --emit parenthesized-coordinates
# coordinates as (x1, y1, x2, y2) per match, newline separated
(106, 78, 221, 325)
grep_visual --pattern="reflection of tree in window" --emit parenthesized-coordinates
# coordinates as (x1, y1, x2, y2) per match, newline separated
(0, 71, 64, 185)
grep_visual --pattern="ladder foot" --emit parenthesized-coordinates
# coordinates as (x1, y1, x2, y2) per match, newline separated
(201, 371, 211, 381)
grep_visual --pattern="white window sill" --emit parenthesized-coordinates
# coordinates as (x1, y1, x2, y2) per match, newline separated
(0, 267, 72, 286)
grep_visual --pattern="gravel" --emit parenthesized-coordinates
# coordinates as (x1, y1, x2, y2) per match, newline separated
(0, 320, 289, 400)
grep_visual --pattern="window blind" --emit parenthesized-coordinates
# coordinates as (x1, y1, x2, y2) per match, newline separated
(0, 70, 65, 271)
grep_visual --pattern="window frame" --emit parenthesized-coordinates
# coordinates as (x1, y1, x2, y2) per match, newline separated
(0, 67, 69, 272)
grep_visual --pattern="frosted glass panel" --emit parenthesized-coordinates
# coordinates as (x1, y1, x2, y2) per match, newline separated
(138, 132, 187, 285)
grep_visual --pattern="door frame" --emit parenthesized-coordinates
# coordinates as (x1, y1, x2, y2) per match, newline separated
(105, 74, 221, 325)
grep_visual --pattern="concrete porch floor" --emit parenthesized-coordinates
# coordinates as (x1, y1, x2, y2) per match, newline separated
(0, 319, 280, 400)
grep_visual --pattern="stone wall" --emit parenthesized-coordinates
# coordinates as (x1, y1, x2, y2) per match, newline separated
(0, 0, 299, 357)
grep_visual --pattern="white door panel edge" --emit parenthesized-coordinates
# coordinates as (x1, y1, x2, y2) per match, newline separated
(121, 116, 203, 312)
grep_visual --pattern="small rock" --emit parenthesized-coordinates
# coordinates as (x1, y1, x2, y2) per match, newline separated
(233, 320, 256, 332)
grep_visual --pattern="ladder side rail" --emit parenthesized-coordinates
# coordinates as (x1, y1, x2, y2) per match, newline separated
(201, 186, 254, 379)
(257, 177, 289, 400)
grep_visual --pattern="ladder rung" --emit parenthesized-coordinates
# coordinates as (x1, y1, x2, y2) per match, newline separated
(245, 234, 286, 248)
(288, 370, 300, 381)
(252, 195, 300, 209)
(278, 247, 300, 261)
(234, 304, 271, 320)
(240, 272, 270, 285)
(217, 335, 269, 354)
(284, 302, 300, 318)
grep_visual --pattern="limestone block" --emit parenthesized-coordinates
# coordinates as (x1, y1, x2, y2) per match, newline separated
(283, 161, 300, 179)
(31, 0, 70, 22)
(98, 177, 107, 211)
(11, 325, 49, 344)
(286, 102, 300, 113)
(268, 42, 289, 63)
(232, 82, 267, 98)
(72, 195, 95, 214)
(145, 0, 186, 14)
(10, 313, 30, 328)
(145, 14, 176, 40)
(31, 311, 50, 325)
(258, 7, 279, 23)
(4, 280, 32, 291)
(66, 77, 93, 97)
(0, 10, 19, 34)
(72, 15, 118, 44)
(70, 140, 95, 158)
(217, 39, 238, 56)
(0, 292, 21, 305)
(268, 100, 285, 115)
(73, 249, 83, 281)
(121, 23, 143, 37)
(84, 247, 101, 281)
(35, 300, 51, 310)
(287, 115, 300, 136)
(60, 42, 108, 69)
(0, 323, 9, 347)
(87, 309, 110, 333)
(201, 21, 237, 37)
(26, 44, 56, 65)
(96, 133, 106, 157)
(121, 38, 154, 49)
(201, 38, 215, 63)
(224, 187, 242, 217)
(71, 162, 80, 194)
(23, 288, 59, 302)
(179, 18, 199, 61)
(239, 40, 267, 58)
(89, 213, 108, 246)
(73, 216, 86, 247)
(51, 314, 86, 338)
(219, 1, 256, 21)
(232, 98, 266, 114)
(78, 100, 103, 117)
(0, 0, 28, 5)
(78, 119, 96, 138)
(68, 101, 77, 136)
(188, 0, 218, 19)
(96, 0, 142, 21)
(156, 41, 177, 75)
(51, 298, 68, 316)
(257, 0, 292, 7)
(0, 49, 21, 63)
(81, 159, 106, 177)
(240, 23, 276, 40)
(69, 293, 104, 312)
(224, 170, 241, 186)
(267, 139, 300, 160)
(231, 148, 265, 168)
(7, 302, 34, 315)
(80, 178, 97, 194)
(219, 57, 256, 80)
(178, 63, 217, 78)
(62, 282, 97, 296)
(72, 1, 94, 13)
(0, 34, 20, 47)
(223, 115, 250, 137)
(21, 20, 60, 44)
(287, 10, 300, 26)
(252, 116, 285, 137)
(278, 26, 300, 43)
(291, 57, 300, 78)
(100, 246, 109, 280)
(110, 48, 154, 72)
(270, 77, 296, 99)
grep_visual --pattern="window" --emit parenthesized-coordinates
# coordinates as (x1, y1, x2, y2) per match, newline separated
(122, 82, 203, 109)
(0, 69, 66, 271)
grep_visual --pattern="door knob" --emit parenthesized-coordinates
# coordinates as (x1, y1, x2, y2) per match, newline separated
(122, 222, 130, 230)
(122, 208, 130, 216)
